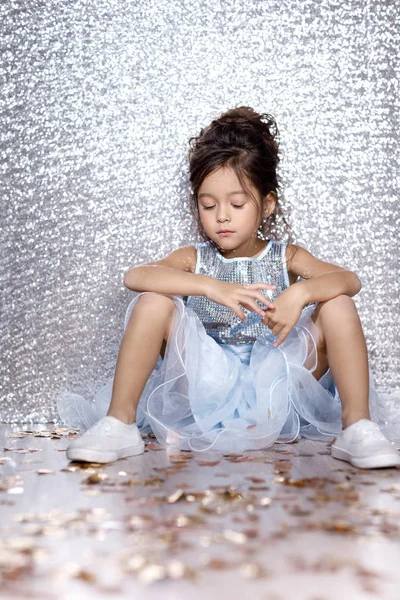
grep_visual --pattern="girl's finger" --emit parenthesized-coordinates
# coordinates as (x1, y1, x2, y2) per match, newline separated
(244, 283, 276, 290)
(264, 317, 273, 329)
(248, 301, 266, 317)
(274, 327, 290, 347)
(256, 293, 275, 308)
(244, 302, 269, 313)
(245, 291, 275, 310)
(254, 282, 277, 289)
(239, 301, 263, 318)
(251, 302, 265, 317)
(233, 304, 247, 322)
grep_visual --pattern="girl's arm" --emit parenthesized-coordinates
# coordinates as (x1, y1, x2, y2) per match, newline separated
(124, 246, 212, 297)
(286, 244, 362, 305)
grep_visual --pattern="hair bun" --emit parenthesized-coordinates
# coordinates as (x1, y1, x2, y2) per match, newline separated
(216, 107, 278, 141)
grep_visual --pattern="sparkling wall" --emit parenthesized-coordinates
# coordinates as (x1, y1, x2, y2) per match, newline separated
(1, 0, 399, 423)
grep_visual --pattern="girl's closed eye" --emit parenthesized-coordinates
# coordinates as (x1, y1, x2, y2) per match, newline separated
(203, 205, 245, 210)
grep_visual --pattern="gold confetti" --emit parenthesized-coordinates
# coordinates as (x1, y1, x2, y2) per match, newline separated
(169, 454, 194, 463)
(223, 529, 248, 544)
(82, 473, 108, 485)
(146, 442, 164, 451)
(239, 562, 269, 578)
(166, 560, 197, 580)
(4, 447, 42, 453)
(259, 497, 272, 507)
(137, 563, 167, 583)
(167, 489, 186, 503)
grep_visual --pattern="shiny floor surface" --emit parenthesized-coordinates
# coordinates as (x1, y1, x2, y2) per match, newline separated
(1, 423, 400, 600)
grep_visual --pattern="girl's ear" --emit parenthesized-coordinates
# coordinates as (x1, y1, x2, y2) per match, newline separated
(263, 192, 277, 217)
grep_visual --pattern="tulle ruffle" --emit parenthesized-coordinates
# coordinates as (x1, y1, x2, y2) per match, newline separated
(57, 292, 400, 452)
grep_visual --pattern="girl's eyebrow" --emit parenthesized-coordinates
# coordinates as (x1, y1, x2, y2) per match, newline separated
(198, 191, 245, 199)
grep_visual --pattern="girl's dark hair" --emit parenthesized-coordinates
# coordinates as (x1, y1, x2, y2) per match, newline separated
(187, 106, 296, 246)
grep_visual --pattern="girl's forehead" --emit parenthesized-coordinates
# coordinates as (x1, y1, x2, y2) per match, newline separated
(198, 190, 246, 200)
(201, 166, 239, 184)
(199, 168, 252, 193)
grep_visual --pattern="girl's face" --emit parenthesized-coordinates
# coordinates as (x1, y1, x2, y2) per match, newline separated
(197, 166, 274, 257)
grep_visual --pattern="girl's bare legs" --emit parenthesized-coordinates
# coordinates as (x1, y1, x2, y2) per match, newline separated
(106, 293, 176, 424)
(310, 294, 371, 429)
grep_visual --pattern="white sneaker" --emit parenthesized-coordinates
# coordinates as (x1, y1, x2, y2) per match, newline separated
(66, 416, 145, 463)
(331, 418, 400, 469)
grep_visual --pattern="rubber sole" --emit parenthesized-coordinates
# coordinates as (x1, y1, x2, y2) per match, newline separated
(331, 445, 400, 469)
(66, 442, 145, 464)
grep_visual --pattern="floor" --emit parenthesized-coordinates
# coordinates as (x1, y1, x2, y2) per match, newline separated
(1, 423, 400, 600)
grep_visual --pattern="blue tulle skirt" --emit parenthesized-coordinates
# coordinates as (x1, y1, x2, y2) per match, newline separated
(57, 291, 400, 453)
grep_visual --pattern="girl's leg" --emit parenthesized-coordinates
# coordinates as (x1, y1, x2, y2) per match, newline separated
(310, 295, 371, 429)
(106, 293, 176, 425)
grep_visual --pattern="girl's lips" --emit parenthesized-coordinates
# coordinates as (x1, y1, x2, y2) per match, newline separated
(218, 231, 234, 236)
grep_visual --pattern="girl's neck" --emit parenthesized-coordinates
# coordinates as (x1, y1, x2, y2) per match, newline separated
(214, 237, 268, 259)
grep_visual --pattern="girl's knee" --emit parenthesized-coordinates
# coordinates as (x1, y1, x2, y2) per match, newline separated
(126, 293, 177, 333)
(135, 292, 176, 313)
(135, 294, 176, 343)
(312, 295, 358, 348)
(318, 294, 356, 315)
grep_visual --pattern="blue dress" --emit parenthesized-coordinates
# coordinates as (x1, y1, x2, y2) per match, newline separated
(56, 239, 399, 452)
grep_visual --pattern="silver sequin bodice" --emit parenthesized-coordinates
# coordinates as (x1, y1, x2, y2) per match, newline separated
(185, 240, 293, 345)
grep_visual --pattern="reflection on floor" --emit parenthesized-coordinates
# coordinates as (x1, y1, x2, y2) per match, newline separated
(1, 422, 400, 600)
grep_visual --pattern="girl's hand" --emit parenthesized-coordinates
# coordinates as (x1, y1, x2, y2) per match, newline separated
(262, 285, 306, 347)
(204, 279, 277, 320)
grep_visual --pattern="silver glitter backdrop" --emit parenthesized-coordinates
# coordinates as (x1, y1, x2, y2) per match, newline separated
(1, 0, 399, 423)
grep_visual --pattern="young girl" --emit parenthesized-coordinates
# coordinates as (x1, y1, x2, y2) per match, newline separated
(59, 107, 400, 469)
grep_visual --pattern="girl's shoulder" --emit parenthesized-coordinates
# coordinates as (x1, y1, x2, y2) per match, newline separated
(185, 245, 198, 274)
(174, 244, 198, 274)
(143, 245, 197, 274)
